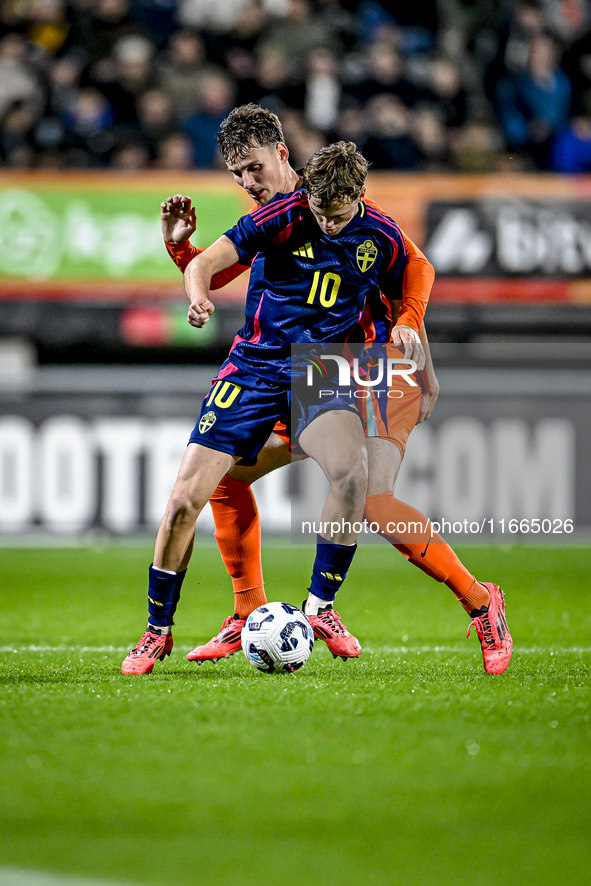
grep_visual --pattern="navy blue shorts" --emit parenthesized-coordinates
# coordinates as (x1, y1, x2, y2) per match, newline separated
(290, 367, 362, 453)
(190, 364, 362, 464)
(190, 368, 291, 465)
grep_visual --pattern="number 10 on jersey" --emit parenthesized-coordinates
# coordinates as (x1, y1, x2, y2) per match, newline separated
(307, 271, 341, 307)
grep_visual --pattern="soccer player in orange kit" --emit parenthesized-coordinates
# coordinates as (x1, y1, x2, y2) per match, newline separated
(123, 104, 512, 676)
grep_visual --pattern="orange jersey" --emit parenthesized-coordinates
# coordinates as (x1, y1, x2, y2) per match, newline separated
(165, 239, 251, 290)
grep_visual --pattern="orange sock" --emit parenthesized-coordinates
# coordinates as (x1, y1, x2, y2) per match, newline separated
(364, 493, 490, 614)
(210, 477, 267, 619)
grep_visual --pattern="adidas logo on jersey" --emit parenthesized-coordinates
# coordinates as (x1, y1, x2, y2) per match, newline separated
(292, 243, 315, 259)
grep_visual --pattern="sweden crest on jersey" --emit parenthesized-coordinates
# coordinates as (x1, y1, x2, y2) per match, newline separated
(356, 239, 378, 272)
(199, 410, 217, 433)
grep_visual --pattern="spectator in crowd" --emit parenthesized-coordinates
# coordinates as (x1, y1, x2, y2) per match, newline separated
(348, 43, 427, 108)
(183, 69, 236, 166)
(251, 47, 304, 111)
(134, 88, 176, 158)
(158, 30, 214, 120)
(427, 56, 468, 129)
(61, 86, 115, 165)
(496, 30, 571, 168)
(542, 0, 590, 45)
(410, 103, 451, 171)
(304, 46, 340, 133)
(81, 0, 138, 66)
(1, 0, 591, 173)
(331, 102, 367, 149)
(0, 102, 38, 167)
(111, 140, 149, 168)
(97, 34, 158, 124)
(552, 115, 591, 172)
(260, 0, 339, 68)
(281, 106, 326, 167)
(219, 0, 270, 60)
(25, 0, 71, 57)
(451, 119, 506, 172)
(0, 34, 43, 121)
(154, 131, 195, 168)
(362, 93, 423, 170)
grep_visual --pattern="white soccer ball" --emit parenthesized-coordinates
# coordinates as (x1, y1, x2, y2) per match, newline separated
(241, 602, 315, 673)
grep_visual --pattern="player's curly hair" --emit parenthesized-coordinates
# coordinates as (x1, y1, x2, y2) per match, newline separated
(302, 142, 368, 207)
(217, 103, 285, 162)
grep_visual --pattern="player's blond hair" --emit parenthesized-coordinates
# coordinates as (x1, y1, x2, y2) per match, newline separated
(302, 142, 368, 207)
(217, 103, 285, 162)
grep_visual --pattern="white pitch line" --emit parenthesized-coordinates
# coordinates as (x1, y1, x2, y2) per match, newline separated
(0, 869, 141, 886)
(1, 645, 591, 656)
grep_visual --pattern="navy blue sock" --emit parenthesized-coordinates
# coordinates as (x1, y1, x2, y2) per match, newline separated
(147, 565, 187, 628)
(308, 535, 357, 603)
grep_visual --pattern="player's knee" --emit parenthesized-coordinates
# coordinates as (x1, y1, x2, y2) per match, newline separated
(166, 491, 202, 527)
(329, 454, 368, 506)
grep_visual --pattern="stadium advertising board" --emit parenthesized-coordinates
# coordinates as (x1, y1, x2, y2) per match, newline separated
(426, 200, 591, 277)
(2, 172, 591, 309)
(370, 173, 591, 305)
(0, 362, 589, 540)
(0, 172, 250, 299)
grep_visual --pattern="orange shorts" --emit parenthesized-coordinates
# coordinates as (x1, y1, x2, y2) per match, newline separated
(357, 380, 422, 457)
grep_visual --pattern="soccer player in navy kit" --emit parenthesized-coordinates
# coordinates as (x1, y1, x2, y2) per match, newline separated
(122, 142, 430, 673)
(123, 106, 512, 678)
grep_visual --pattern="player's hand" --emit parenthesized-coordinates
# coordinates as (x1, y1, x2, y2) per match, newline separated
(188, 296, 215, 327)
(161, 194, 197, 243)
(391, 324, 426, 371)
(417, 373, 440, 423)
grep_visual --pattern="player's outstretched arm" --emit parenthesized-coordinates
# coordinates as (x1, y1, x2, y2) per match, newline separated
(390, 232, 435, 371)
(184, 235, 240, 327)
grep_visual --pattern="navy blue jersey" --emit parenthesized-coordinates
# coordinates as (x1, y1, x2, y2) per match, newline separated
(222, 189, 407, 384)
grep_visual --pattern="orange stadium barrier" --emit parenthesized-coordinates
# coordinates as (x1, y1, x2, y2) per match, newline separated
(1, 171, 591, 305)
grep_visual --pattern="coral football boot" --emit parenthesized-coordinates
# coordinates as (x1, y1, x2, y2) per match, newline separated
(467, 582, 513, 675)
(121, 630, 173, 675)
(305, 605, 362, 660)
(187, 615, 246, 663)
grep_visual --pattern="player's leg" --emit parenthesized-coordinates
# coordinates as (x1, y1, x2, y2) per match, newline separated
(297, 409, 368, 659)
(210, 430, 298, 619)
(122, 443, 235, 675)
(365, 436, 489, 610)
(363, 436, 512, 674)
(188, 432, 302, 663)
(125, 370, 287, 674)
(184, 372, 302, 665)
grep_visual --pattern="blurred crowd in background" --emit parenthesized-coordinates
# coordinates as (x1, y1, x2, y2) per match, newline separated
(3, 0, 591, 174)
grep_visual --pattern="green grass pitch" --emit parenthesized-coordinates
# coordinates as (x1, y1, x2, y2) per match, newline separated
(1, 542, 590, 886)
